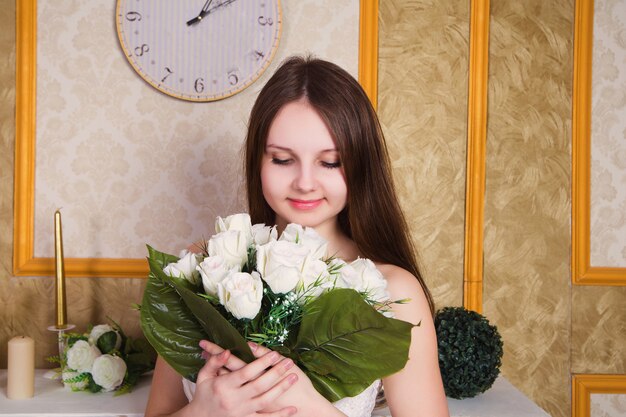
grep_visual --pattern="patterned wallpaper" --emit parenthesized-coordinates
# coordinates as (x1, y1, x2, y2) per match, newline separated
(590, 0, 626, 268)
(482, 1, 573, 416)
(591, 394, 626, 417)
(378, 0, 469, 308)
(32, 0, 359, 260)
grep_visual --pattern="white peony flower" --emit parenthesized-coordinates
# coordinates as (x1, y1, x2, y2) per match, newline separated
(256, 240, 311, 294)
(217, 271, 263, 320)
(91, 354, 127, 392)
(336, 258, 389, 302)
(208, 230, 249, 269)
(62, 370, 88, 391)
(280, 224, 328, 260)
(251, 223, 277, 245)
(88, 324, 122, 352)
(66, 340, 101, 373)
(163, 250, 201, 285)
(196, 255, 237, 297)
(215, 213, 253, 245)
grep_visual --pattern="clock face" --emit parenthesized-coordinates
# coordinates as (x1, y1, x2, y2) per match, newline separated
(116, 0, 282, 102)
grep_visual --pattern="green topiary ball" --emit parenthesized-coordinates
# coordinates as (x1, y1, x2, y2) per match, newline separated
(434, 306, 504, 399)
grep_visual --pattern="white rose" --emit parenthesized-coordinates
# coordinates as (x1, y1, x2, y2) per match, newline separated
(251, 223, 277, 245)
(337, 258, 389, 302)
(91, 354, 127, 392)
(280, 224, 328, 260)
(215, 213, 253, 244)
(256, 240, 310, 294)
(298, 257, 333, 298)
(66, 340, 101, 373)
(88, 324, 122, 352)
(208, 230, 249, 268)
(217, 271, 263, 320)
(197, 255, 237, 296)
(62, 370, 88, 391)
(163, 250, 200, 285)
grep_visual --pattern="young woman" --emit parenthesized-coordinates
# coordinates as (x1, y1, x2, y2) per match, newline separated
(145, 56, 449, 417)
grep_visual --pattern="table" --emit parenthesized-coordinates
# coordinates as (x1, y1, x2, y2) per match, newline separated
(0, 370, 150, 417)
(1, 371, 550, 416)
(372, 376, 551, 417)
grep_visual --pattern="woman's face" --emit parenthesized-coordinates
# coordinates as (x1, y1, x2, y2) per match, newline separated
(260, 99, 347, 234)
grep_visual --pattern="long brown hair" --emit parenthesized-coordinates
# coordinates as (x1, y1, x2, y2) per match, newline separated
(245, 56, 434, 314)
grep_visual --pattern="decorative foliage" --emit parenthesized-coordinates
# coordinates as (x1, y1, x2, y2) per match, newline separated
(140, 213, 415, 402)
(48, 321, 156, 395)
(435, 306, 503, 399)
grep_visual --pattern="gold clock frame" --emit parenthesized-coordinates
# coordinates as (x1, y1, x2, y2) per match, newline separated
(13, 0, 379, 278)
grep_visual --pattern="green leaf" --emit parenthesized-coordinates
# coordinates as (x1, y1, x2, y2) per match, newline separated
(294, 288, 414, 402)
(96, 331, 118, 354)
(167, 277, 255, 363)
(140, 247, 206, 382)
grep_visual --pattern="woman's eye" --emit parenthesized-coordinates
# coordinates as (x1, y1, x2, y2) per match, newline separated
(321, 161, 342, 169)
(271, 157, 292, 166)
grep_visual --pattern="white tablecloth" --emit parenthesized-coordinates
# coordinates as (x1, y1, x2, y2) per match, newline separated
(1, 370, 550, 416)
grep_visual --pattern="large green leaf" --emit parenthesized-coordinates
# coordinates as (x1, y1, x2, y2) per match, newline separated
(294, 288, 414, 402)
(140, 247, 206, 382)
(167, 277, 255, 363)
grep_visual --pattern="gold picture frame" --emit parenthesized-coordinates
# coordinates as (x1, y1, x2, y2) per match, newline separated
(13, 0, 379, 278)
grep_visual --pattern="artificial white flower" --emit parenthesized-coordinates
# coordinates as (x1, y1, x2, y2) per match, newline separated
(337, 258, 389, 302)
(251, 223, 277, 245)
(215, 213, 253, 245)
(62, 370, 88, 391)
(66, 340, 101, 373)
(280, 223, 328, 260)
(197, 255, 236, 297)
(88, 324, 122, 352)
(217, 271, 263, 320)
(91, 354, 127, 392)
(208, 230, 249, 269)
(256, 240, 311, 294)
(163, 250, 200, 285)
(298, 257, 333, 298)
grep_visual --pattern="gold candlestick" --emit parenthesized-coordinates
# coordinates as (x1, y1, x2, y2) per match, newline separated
(54, 209, 67, 329)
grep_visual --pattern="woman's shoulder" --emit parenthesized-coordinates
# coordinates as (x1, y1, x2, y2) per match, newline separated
(375, 263, 432, 323)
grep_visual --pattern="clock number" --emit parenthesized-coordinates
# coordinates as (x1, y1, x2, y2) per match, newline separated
(253, 50, 265, 61)
(228, 71, 239, 86)
(194, 78, 205, 93)
(258, 16, 274, 26)
(126, 11, 142, 22)
(135, 44, 150, 57)
(161, 67, 173, 83)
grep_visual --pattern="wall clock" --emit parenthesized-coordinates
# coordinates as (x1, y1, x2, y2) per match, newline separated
(115, 0, 282, 102)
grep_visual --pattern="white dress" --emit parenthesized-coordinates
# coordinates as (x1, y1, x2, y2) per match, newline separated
(182, 378, 380, 417)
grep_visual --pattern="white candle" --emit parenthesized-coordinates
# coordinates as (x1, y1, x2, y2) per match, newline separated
(7, 336, 35, 399)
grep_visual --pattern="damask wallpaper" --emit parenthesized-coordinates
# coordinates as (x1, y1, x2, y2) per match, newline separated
(590, 0, 626, 268)
(33, 0, 359, 260)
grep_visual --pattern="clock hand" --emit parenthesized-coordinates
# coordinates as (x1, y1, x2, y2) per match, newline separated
(186, 0, 213, 26)
(186, 0, 238, 26)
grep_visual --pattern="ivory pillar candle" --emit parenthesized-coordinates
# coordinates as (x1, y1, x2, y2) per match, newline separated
(54, 209, 67, 328)
(7, 336, 35, 399)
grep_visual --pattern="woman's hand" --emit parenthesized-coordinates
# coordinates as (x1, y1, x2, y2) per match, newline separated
(199, 340, 346, 417)
(186, 340, 299, 417)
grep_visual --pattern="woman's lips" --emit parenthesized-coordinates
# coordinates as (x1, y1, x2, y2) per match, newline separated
(288, 198, 323, 210)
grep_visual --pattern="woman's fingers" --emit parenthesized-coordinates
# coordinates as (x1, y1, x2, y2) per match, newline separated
(250, 370, 299, 412)
(259, 405, 298, 416)
(196, 349, 231, 385)
(242, 356, 298, 399)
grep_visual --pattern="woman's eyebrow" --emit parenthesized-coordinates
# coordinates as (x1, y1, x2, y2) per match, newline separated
(265, 144, 338, 153)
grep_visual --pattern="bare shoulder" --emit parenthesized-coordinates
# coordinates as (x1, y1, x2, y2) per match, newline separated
(376, 263, 432, 325)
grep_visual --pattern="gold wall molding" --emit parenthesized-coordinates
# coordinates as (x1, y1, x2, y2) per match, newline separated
(572, 0, 626, 286)
(13, 0, 379, 278)
(572, 374, 626, 417)
(359, 0, 378, 110)
(463, 0, 490, 313)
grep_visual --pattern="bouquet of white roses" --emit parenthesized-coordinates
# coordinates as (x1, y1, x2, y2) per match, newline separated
(141, 213, 414, 401)
(49, 322, 156, 394)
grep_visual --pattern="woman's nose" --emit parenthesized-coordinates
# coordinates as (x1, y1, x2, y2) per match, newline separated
(293, 166, 317, 192)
